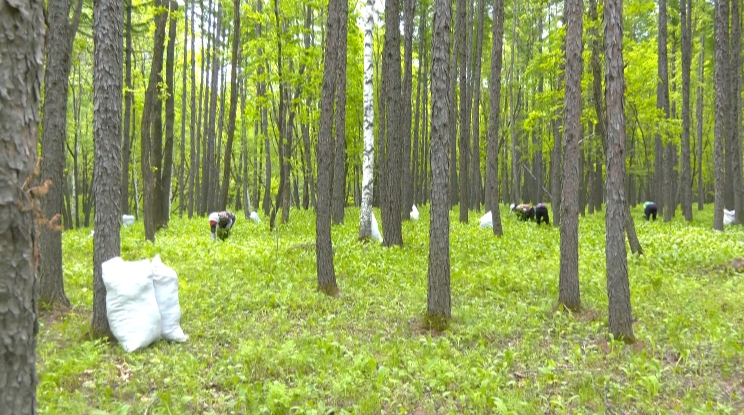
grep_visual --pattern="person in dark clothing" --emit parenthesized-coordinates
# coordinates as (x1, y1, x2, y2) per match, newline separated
(643, 201, 658, 221)
(535, 202, 550, 225)
(209, 211, 237, 240)
(510, 203, 536, 222)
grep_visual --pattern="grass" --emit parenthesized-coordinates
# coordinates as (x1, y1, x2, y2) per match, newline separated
(38, 204, 744, 414)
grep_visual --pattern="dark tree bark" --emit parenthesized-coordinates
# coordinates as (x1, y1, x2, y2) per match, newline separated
(179, 0, 188, 217)
(400, 0, 416, 220)
(680, 0, 693, 221)
(160, 1, 178, 228)
(316, 0, 342, 296)
(188, 0, 197, 218)
(697, 33, 704, 211)
(121, 0, 133, 215)
(427, 0, 452, 325)
(412, 2, 426, 208)
(140, 2, 168, 241)
(605, 0, 634, 341)
(258, 0, 271, 217)
(656, 0, 670, 216)
(559, 0, 583, 312)
(331, 0, 349, 224)
(713, 0, 727, 230)
(39, 0, 82, 308)
(380, 0, 404, 246)
(448, 0, 459, 208)
(0, 0, 44, 409)
(92, 0, 123, 337)
(470, 0, 485, 211)
(457, 0, 470, 222)
(205, 7, 221, 213)
(219, 0, 241, 211)
(301, 6, 314, 211)
(486, 0, 505, 236)
(730, 0, 743, 224)
(509, 0, 519, 204)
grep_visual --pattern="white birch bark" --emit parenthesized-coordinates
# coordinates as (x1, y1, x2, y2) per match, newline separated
(359, 0, 376, 240)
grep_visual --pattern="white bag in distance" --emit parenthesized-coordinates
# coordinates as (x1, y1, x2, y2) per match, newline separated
(724, 209, 735, 225)
(249, 211, 261, 223)
(371, 211, 383, 243)
(103, 257, 162, 352)
(151, 255, 188, 342)
(122, 214, 135, 226)
(479, 211, 493, 229)
(410, 205, 420, 221)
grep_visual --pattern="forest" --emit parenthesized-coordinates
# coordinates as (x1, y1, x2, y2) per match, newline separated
(1, 0, 743, 412)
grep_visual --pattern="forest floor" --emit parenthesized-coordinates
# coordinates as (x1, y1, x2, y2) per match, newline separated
(38, 205, 744, 414)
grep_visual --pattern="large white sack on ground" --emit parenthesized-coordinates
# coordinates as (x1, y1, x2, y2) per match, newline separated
(249, 211, 261, 223)
(371, 211, 383, 243)
(103, 257, 162, 352)
(151, 255, 188, 342)
(122, 214, 135, 226)
(410, 205, 420, 221)
(479, 211, 493, 229)
(724, 209, 735, 225)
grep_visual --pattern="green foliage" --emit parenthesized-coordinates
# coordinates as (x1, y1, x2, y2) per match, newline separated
(40, 205, 744, 413)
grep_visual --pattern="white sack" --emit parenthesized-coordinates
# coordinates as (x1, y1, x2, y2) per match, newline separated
(249, 211, 261, 223)
(103, 257, 162, 352)
(410, 205, 420, 221)
(479, 211, 493, 229)
(724, 209, 736, 225)
(122, 214, 135, 226)
(151, 255, 188, 342)
(371, 211, 383, 243)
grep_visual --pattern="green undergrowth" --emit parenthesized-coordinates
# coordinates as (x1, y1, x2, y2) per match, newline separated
(39, 204, 744, 414)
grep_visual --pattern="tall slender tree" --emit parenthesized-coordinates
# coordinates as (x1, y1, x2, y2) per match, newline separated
(697, 33, 704, 211)
(122, 0, 133, 215)
(332, 0, 349, 225)
(427, 0, 453, 325)
(486, 0, 505, 236)
(713, 0, 727, 230)
(470, 0, 486, 211)
(730, 0, 743, 224)
(559, 0, 583, 311)
(219, 0, 241, 210)
(359, 0, 376, 240)
(160, 1, 179, 228)
(39, 0, 83, 308)
(0, 0, 45, 409)
(679, 0, 693, 221)
(92, 0, 123, 336)
(457, 0, 470, 222)
(179, 0, 189, 217)
(657, 0, 670, 218)
(604, 0, 634, 340)
(401, 0, 416, 220)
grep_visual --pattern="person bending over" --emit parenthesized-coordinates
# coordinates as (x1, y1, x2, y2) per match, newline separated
(535, 202, 550, 226)
(510, 203, 535, 221)
(209, 211, 237, 240)
(643, 201, 658, 221)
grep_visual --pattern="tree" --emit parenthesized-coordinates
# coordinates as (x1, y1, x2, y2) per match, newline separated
(470, 0, 486, 211)
(401, 0, 416, 220)
(179, 0, 188, 217)
(0, 0, 45, 409)
(316, 0, 343, 296)
(604, 0, 634, 341)
(680, 0, 693, 221)
(160, 1, 178, 228)
(558, 0, 582, 312)
(39, 0, 83, 308)
(331, 0, 349, 225)
(730, 0, 743, 224)
(219, 0, 241, 211)
(657, 0, 670, 218)
(92, 0, 123, 337)
(485, 0, 505, 236)
(122, 0, 133, 215)
(696, 33, 704, 211)
(457, 0, 470, 222)
(359, 0, 376, 240)
(713, 0, 727, 231)
(427, 0, 453, 325)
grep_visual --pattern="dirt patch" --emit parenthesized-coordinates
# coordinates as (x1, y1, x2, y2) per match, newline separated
(731, 258, 744, 272)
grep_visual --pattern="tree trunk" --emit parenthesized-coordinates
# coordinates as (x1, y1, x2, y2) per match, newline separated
(485, 0, 505, 236)
(219, 0, 241, 211)
(0, 1, 44, 409)
(679, 0, 693, 221)
(359, 0, 376, 240)
(206, 7, 221, 213)
(509, 0, 519, 204)
(457, 0, 470, 222)
(121, 0, 132, 215)
(656, 0, 671, 217)
(470, 0, 485, 212)
(302, 6, 314, 211)
(381, 0, 404, 246)
(317, 0, 342, 296)
(559, 0, 582, 312)
(427, 0, 453, 325)
(697, 33, 705, 211)
(605, 0, 634, 341)
(448, 0, 459, 208)
(331, 0, 349, 225)
(140, 2, 168, 241)
(713, 0, 728, 231)
(730, 0, 743, 224)
(188, 0, 198, 218)
(179, 0, 188, 217)
(92, 0, 123, 337)
(400, 0, 416, 220)
(160, 2, 178, 228)
(39, 0, 82, 308)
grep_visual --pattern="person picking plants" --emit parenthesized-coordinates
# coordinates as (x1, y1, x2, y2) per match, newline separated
(209, 210, 237, 240)
(510, 203, 535, 222)
(643, 201, 658, 221)
(535, 202, 550, 226)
